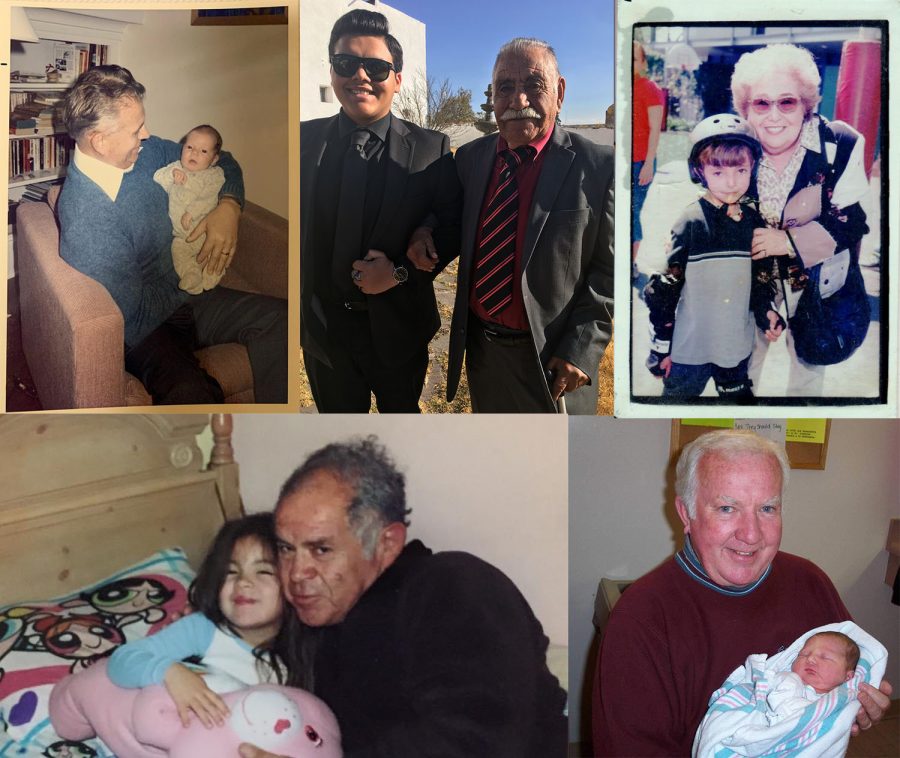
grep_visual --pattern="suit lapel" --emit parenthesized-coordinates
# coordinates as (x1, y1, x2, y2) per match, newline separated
(521, 127, 574, 271)
(300, 117, 333, 251)
(368, 117, 413, 247)
(300, 117, 336, 301)
(461, 136, 499, 271)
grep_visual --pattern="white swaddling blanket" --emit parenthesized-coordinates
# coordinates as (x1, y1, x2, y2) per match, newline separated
(693, 621, 887, 758)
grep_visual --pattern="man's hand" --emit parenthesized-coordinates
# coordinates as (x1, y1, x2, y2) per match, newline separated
(189, 197, 241, 277)
(851, 679, 892, 735)
(546, 357, 589, 400)
(163, 662, 229, 728)
(238, 744, 286, 758)
(751, 227, 791, 260)
(352, 249, 398, 295)
(173, 168, 187, 186)
(637, 161, 655, 186)
(407, 226, 438, 272)
(764, 310, 785, 342)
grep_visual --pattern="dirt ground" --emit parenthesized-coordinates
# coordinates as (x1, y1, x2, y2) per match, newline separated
(298, 261, 614, 415)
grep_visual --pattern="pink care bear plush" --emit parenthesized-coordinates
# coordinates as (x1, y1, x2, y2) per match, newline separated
(49, 659, 342, 758)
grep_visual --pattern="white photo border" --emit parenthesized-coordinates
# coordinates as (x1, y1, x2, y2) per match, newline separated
(614, 0, 898, 418)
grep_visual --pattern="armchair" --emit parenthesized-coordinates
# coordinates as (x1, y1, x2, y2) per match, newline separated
(15, 186, 288, 408)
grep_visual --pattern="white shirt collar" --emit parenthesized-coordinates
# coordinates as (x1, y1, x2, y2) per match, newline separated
(72, 145, 140, 202)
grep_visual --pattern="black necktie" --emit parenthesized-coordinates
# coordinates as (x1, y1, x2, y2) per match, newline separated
(332, 128, 371, 298)
(474, 146, 535, 317)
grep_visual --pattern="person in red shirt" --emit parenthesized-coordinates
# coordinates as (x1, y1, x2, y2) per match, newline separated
(632, 42, 665, 270)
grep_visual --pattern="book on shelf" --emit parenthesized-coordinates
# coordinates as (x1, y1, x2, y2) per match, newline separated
(8, 135, 72, 180)
(19, 179, 63, 203)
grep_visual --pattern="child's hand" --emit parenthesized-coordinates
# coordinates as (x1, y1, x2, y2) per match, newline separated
(764, 310, 786, 342)
(173, 168, 187, 185)
(181, 211, 194, 231)
(163, 662, 230, 729)
(646, 350, 671, 378)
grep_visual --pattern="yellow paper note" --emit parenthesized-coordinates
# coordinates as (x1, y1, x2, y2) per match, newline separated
(785, 419, 827, 444)
(681, 419, 734, 428)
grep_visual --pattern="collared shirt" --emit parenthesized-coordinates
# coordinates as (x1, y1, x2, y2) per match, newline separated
(337, 109, 391, 162)
(469, 125, 554, 330)
(312, 110, 391, 315)
(757, 118, 820, 227)
(71, 144, 138, 202)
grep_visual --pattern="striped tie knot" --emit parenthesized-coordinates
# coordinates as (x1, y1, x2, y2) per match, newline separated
(500, 145, 536, 174)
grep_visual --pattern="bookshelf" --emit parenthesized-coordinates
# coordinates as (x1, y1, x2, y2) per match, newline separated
(7, 9, 141, 279)
(8, 9, 138, 206)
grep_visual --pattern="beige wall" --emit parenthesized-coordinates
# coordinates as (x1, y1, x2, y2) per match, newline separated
(569, 418, 900, 742)
(231, 414, 568, 645)
(121, 10, 288, 217)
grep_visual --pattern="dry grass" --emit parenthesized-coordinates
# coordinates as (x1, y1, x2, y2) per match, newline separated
(298, 351, 314, 410)
(596, 333, 614, 416)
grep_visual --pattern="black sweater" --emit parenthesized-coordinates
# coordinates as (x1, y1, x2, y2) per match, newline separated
(311, 540, 567, 757)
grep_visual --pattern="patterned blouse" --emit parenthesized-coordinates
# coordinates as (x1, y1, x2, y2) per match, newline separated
(756, 119, 820, 228)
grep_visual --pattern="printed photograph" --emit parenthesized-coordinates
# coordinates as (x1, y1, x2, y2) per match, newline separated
(627, 21, 890, 410)
(6, 5, 290, 411)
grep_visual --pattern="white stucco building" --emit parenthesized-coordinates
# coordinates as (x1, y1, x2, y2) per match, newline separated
(300, 0, 426, 121)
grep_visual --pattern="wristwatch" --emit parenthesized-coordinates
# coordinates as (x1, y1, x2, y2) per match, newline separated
(392, 264, 409, 284)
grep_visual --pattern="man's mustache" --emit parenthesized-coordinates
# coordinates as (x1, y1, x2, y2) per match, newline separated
(499, 107, 542, 121)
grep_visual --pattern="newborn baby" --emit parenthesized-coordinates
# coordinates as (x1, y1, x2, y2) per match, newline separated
(767, 631, 858, 722)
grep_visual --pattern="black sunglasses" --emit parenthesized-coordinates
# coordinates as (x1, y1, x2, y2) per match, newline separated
(330, 54, 395, 82)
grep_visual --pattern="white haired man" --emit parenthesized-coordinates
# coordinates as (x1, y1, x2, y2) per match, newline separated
(240, 437, 566, 758)
(592, 430, 891, 755)
(410, 38, 614, 413)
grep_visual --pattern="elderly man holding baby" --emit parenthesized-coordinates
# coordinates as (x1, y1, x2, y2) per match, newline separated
(592, 429, 891, 755)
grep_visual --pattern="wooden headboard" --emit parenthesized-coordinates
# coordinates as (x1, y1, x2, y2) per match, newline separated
(0, 414, 242, 604)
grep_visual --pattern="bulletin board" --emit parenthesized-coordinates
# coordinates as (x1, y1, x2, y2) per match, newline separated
(669, 419, 831, 470)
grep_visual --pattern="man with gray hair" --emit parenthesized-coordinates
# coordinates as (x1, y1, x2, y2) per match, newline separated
(592, 429, 891, 756)
(409, 37, 614, 413)
(58, 65, 287, 404)
(240, 436, 566, 757)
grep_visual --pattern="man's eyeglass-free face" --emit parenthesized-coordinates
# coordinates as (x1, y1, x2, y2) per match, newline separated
(330, 54, 395, 83)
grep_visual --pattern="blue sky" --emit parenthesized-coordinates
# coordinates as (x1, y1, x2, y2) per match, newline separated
(384, 0, 615, 124)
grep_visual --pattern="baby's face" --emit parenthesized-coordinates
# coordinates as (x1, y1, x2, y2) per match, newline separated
(701, 155, 752, 205)
(180, 130, 219, 172)
(791, 635, 854, 694)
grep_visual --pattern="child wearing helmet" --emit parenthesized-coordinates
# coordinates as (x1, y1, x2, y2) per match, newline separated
(643, 114, 784, 401)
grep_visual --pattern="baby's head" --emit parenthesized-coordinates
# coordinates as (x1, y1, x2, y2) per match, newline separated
(179, 124, 222, 172)
(791, 631, 859, 694)
(688, 114, 761, 205)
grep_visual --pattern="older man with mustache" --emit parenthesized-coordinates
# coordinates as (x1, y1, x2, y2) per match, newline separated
(410, 37, 614, 413)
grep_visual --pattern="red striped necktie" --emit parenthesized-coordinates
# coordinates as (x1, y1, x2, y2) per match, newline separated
(474, 145, 536, 317)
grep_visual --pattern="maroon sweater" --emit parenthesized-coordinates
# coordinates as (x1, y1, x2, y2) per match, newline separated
(592, 552, 850, 757)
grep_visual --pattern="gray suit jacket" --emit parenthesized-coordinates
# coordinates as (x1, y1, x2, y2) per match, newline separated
(445, 127, 614, 414)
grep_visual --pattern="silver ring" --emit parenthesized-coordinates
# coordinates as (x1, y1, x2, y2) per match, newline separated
(352, 270, 362, 282)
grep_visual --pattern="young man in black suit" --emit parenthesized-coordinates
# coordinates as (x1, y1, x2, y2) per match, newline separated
(299, 10, 461, 413)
